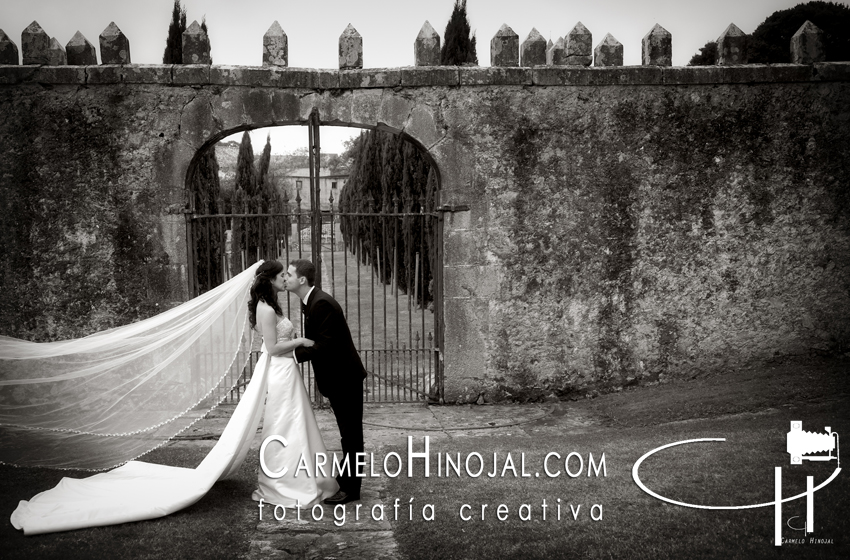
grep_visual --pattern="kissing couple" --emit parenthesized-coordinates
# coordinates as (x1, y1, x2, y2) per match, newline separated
(251, 258, 367, 507)
(7, 258, 366, 534)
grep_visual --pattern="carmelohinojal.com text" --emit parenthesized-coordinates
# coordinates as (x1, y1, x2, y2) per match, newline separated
(257, 436, 606, 526)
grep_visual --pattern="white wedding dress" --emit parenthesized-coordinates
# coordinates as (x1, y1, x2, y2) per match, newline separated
(251, 316, 338, 508)
(9, 316, 337, 535)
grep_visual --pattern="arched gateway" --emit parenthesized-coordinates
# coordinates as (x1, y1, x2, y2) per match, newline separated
(186, 109, 444, 405)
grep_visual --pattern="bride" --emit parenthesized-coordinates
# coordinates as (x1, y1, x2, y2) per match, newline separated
(247, 260, 338, 507)
(4, 260, 336, 535)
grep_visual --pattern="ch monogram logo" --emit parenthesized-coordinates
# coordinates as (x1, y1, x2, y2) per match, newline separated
(632, 421, 841, 547)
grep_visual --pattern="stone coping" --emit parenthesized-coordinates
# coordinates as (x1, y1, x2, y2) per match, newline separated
(1, 62, 848, 87)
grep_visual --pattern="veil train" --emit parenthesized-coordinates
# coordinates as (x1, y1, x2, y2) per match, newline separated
(1, 262, 267, 534)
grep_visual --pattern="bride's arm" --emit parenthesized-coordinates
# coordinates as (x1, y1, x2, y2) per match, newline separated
(257, 304, 314, 357)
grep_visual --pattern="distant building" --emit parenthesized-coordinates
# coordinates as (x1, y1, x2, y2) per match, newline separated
(281, 168, 347, 211)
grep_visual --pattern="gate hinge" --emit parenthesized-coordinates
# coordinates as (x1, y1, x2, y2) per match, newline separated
(435, 204, 470, 213)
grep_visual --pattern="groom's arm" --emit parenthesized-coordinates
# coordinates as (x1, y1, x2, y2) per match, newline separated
(294, 299, 337, 363)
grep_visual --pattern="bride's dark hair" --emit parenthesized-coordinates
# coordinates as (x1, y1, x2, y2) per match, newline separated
(248, 260, 284, 328)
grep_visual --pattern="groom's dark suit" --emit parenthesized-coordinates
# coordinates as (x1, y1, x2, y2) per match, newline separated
(294, 288, 366, 496)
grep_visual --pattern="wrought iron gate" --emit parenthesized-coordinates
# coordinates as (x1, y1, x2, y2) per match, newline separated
(187, 111, 443, 404)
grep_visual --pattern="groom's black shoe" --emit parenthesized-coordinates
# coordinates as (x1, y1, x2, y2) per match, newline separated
(323, 490, 360, 505)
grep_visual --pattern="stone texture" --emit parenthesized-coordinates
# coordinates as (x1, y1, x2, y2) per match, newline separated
(0, 65, 84, 84)
(547, 37, 565, 65)
(340, 68, 401, 89)
(533, 66, 663, 86)
(565, 22, 592, 66)
(173, 64, 210, 84)
(123, 65, 173, 84)
(594, 33, 623, 67)
(263, 21, 287, 67)
(414, 21, 440, 66)
(662, 64, 812, 85)
(275, 68, 338, 89)
(717, 23, 747, 65)
(813, 61, 850, 81)
(21, 21, 50, 65)
(490, 24, 519, 67)
(339, 24, 362, 69)
(791, 20, 825, 64)
(401, 67, 458, 86)
(405, 104, 442, 148)
(642, 23, 672, 66)
(520, 28, 546, 67)
(0, 29, 19, 65)
(459, 66, 532, 85)
(86, 64, 123, 84)
(46, 37, 66, 66)
(100, 22, 130, 64)
(182, 21, 210, 64)
(66, 31, 97, 65)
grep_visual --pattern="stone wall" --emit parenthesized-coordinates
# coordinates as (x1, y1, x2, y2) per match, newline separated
(441, 77, 850, 402)
(0, 62, 848, 404)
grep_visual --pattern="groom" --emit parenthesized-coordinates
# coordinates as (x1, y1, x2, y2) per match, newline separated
(285, 259, 367, 505)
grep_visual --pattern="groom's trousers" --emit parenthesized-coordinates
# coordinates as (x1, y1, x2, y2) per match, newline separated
(326, 379, 364, 496)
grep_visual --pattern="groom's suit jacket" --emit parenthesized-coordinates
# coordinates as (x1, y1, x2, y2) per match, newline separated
(294, 288, 367, 398)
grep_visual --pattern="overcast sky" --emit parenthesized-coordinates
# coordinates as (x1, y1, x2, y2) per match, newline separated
(1, 0, 808, 153)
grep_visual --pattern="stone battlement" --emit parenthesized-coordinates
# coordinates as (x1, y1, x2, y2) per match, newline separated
(0, 17, 841, 71)
(2, 62, 849, 88)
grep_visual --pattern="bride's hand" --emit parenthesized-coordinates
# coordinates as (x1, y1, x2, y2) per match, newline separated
(300, 338, 315, 348)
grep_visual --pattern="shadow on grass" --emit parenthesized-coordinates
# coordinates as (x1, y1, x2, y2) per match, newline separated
(0, 446, 260, 560)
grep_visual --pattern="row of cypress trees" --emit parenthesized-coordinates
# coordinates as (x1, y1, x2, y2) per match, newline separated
(338, 1, 477, 307)
(339, 132, 438, 308)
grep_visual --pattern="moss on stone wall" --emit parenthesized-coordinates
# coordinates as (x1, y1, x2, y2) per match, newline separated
(0, 86, 174, 341)
(456, 82, 850, 402)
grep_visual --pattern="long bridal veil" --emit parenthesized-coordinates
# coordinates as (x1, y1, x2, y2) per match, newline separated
(0, 261, 262, 471)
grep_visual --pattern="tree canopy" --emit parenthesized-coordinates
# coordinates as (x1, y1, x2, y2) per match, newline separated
(749, 1, 850, 63)
(686, 2, 850, 65)
(687, 41, 717, 66)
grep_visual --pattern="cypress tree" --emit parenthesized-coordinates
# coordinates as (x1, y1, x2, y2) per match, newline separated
(235, 131, 257, 196)
(190, 147, 222, 292)
(201, 16, 213, 64)
(440, 0, 478, 65)
(234, 132, 258, 267)
(257, 133, 272, 206)
(162, 0, 186, 64)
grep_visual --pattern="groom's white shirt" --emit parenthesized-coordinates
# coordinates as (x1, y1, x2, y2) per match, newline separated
(295, 286, 316, 365)
(302, 286, 315, 306)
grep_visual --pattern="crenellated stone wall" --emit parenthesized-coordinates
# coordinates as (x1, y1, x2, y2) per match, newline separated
(0, 18, 832, 69)
(1, 18, 848, 403)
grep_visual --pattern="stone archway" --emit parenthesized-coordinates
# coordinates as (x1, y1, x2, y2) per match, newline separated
(180, 98, 449, 403)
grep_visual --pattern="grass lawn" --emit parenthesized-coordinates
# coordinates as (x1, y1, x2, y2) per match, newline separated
(386, 358, 850, 559)
(0, 446, 260, 560)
